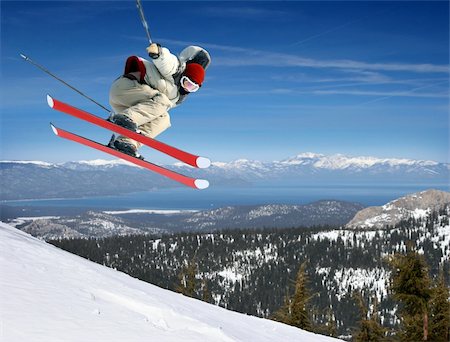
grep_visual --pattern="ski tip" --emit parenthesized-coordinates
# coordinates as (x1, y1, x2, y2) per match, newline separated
(50, 123, 59, 136)
(46, 94, 55, 108)
(196, 156, 211, 169)
(19, 53, 28, 60)
(194, 179, 209, 190)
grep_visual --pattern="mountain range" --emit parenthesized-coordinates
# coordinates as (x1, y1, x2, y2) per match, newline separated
(1, 152, 448, 200)
(199, 152, 449, 183)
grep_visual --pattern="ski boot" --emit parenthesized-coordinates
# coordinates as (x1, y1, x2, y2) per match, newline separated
(108, 135, 143, 160)
(109, 114, 138, 132)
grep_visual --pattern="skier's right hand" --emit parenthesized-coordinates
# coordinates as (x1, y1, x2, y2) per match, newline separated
(147, 43, 161, 59)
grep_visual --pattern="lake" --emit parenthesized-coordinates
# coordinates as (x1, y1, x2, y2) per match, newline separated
(3, 184, 448, 211)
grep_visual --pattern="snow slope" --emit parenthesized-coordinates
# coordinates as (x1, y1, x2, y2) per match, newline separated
(0, 222, 339, 342)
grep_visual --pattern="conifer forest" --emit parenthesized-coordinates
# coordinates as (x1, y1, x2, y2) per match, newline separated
(51, 207, 450, 339)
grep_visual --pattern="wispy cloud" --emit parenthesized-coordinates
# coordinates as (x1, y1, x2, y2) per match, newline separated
(307, 70, 394, 84)
(271, 69, 447, 88)
(161, 38, 449, 74)
(2, 2, 133, 26)
(201, 87, 448, 100)
(213, 54, 448, 73)
(355, 80, 450, 105)
(292, 15, 366, 47)
(291, 6, 397, 47)
(197, 6, 292, 21)
(316, 89, 447, 99)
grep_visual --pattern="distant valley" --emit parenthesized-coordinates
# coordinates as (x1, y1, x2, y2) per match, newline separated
(2, 189, 449, 338)
(7, 200, 364, 240)
(47, 189, 450, 338)
(6, 189, 449, 241)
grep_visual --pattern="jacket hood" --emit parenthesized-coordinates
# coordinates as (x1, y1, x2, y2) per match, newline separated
(179, 46, 211, 70)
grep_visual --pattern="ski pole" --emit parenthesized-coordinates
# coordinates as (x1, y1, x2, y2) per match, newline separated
(136, 0, 152, 44)
(20, 53, 111, 113)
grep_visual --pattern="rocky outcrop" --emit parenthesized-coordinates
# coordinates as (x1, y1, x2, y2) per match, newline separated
(346, 189, 450, 229)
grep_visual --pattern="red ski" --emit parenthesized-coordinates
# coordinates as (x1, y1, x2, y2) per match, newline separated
(46, 95, 211, 169)
(50, 124, 209, 190)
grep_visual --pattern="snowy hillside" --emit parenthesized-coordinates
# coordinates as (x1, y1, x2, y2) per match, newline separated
(0, 222, 339, 342)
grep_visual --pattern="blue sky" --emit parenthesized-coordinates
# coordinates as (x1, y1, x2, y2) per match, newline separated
(1, 1, 449, 164)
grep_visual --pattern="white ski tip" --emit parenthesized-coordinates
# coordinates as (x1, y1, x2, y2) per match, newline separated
(50, 123, 59, 136)
(194, 179, 209, 190)
(47, 94, 54, 108)
(19, 53, 27, 60)
(196, 156, 211, 169)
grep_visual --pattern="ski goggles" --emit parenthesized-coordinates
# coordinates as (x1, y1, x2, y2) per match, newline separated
(181, 76, 200, 93)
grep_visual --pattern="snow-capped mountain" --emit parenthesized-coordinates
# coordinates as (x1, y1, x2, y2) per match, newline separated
(0, 160, 54, 167)
(62, 159, 137, 170)
(0, 222, 338, 342)
(202, 152, 448, 182)
(61, 152, 449, 182)
(1, 152, 448, 200)
(280, 152, 440, 169)
(346, 189, 450, 229)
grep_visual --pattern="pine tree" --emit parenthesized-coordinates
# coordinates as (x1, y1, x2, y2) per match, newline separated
(312, 306, 338, 337)
(201, 278, 212, 303)
(272, 290, 291, 324)
(176, 257, 198, 298)
(353, 292, 385, 342)
(387, 246, 432, 341)
(289, 261, 312, 330)
(271, 262, 313, 331)
(323, 307, 338, 338)
(429, 269, 450, 341)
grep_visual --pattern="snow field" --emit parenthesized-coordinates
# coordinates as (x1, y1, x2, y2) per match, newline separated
(0, 222, 340, 342)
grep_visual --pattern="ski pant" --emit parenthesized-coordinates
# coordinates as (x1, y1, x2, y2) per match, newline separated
(109, 76, 171, 149)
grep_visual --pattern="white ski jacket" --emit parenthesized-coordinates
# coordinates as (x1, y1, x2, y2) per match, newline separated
(109, 45, 211, 146)
(124, 46, 211, 109)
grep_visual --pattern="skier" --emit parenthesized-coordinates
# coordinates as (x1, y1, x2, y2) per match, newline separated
(108, 43, 211, 157)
